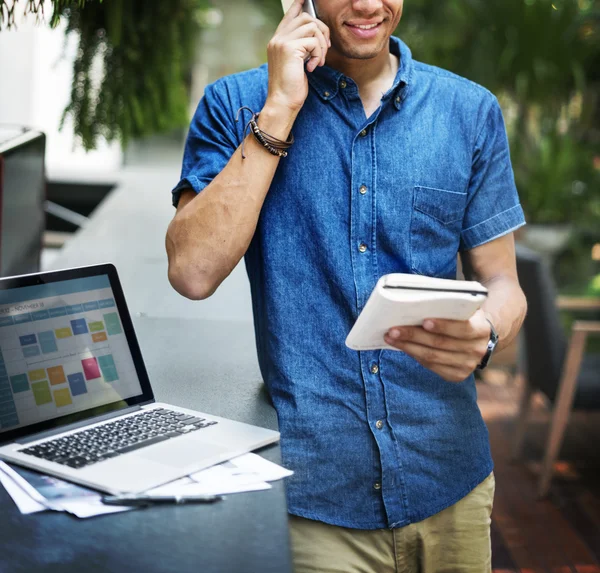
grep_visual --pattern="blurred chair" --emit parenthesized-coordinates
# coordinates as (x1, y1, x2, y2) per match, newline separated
(512, 244, 600, 497)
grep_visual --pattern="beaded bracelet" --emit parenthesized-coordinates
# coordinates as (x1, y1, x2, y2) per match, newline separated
(236, 106, 294, 159)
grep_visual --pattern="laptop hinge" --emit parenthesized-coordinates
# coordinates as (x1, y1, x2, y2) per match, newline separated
(14, 403, 151, 445)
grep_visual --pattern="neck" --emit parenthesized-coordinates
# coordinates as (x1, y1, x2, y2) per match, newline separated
(325, 44, 398, 93)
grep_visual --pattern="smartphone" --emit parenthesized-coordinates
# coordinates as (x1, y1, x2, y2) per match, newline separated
(281, 0, 317, 18)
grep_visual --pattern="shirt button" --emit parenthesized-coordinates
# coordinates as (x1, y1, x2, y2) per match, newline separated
(376, 420, 384, 430)
(370, 364, 379, 374)
(340, 80, 347, 89)
(324, 91, 330, 97)
(395, 96, 401, 104)
(358, 243, 368, 253)
(359, 185, 367, 195)
(360, 129, 368, 137)
(373, 482, 382, 491)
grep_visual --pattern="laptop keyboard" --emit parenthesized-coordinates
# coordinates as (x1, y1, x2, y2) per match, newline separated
(18, 408, 218, 470)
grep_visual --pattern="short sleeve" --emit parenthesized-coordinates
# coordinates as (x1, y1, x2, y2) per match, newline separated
(171, 81, 240, 208)
(459, 96, 526, 251)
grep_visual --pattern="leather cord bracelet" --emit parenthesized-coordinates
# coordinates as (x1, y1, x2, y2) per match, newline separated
(235, 106, 294, 159)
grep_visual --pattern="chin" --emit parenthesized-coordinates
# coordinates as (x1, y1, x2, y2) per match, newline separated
(338, 42, 387, 61)
(331, 25, 390, 61)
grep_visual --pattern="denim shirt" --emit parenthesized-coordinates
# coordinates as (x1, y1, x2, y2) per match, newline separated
(173, 37, 525, 529)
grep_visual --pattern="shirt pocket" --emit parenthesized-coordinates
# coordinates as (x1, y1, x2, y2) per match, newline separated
(410, 186, 467, 277)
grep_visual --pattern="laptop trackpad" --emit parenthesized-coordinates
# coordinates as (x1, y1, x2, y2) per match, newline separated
(138, 439, 229, 468)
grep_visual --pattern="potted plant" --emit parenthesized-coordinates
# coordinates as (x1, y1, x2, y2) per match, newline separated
(0, 0, 210, 150)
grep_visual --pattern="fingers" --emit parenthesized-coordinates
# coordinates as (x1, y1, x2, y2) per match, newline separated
(315, 18, 331, 48)
(315, 20, 331, 67)
(385, 326, 483, 354)
(422, 310, 490, 341)
(278, 8, 313, 34)
(385, 339, 480, 372)
(277, 9, 331, 46)
(281, 0, 304, 22)
(286, 38, 322, 72)
(383, 320, 489, 383)
(275, 8, 330, 70)
(383, 334, 480, 383)
(287, 21, 329, 66)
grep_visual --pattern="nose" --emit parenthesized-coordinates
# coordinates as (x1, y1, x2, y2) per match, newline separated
(351, 0, 384, 13)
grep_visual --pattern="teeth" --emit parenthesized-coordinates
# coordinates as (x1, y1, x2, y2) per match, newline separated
(354, 23, 378, 30)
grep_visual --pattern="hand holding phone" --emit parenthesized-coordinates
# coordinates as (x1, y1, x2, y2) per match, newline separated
(264, 0, 330, 114)
(278, 0, 326, 74)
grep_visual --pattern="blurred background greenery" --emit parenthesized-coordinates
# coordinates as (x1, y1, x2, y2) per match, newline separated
(1, 0, 210, 149)
(0, 0, 599, 295)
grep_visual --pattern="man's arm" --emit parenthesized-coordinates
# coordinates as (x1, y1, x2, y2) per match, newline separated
(166, 108, 295, 301)
(166, 0, 330, 300)
(460, 232, 527, 353)
(383, 233, 527, 382)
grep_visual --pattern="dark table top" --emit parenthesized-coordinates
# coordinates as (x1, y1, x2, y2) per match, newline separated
(0, 168, 292, 573)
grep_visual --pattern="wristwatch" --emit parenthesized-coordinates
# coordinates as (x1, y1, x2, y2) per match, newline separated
(477, 319, 499, 370)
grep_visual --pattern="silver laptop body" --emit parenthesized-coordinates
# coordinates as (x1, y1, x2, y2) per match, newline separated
(0, 264, 279, 494)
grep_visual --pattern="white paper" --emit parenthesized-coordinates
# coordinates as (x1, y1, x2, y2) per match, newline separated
(0, 462, 52, 506)
(58, 500, 131, 518)
(209, 453, 294, 482)
(0, 469, 48, 514)
(149, 479, 271, 497)
(0, 461, 133, 518)
(149, 454, 292, 497)
(1, 454, 293, 517)
(149, 469, 272, 497)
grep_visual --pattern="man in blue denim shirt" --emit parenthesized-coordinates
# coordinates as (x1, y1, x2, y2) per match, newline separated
(167, 0, 527, 570)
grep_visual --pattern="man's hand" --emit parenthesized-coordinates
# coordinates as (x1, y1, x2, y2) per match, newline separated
(266, 0, 330, 113)
(383, 309, 492, 383)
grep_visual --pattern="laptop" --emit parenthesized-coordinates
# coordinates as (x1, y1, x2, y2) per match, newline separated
(0, 263, 279, 494)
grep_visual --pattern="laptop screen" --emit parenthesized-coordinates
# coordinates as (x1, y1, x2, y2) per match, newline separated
(0, 266, 153, 440)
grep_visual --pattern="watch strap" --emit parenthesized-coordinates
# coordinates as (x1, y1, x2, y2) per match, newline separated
(477, 318, 499, 370)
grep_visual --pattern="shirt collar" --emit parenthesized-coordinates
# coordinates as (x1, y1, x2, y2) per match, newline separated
(307, 35, 413, 108)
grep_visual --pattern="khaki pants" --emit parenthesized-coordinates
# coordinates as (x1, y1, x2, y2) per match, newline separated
(290, 473, 495, 573)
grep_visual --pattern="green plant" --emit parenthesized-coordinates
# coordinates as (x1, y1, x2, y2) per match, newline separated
(510, 125, 600, 224)
(1, 0, 75, 27)
(399, 0, 597, 108)
(0, 0, 208, 150)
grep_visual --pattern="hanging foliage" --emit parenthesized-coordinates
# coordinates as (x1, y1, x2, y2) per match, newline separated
(0, 0, 208, 150)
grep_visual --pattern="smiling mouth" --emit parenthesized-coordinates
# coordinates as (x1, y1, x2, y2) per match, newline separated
(343, 21, 384, 39)
(348, 23, 380, 30)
